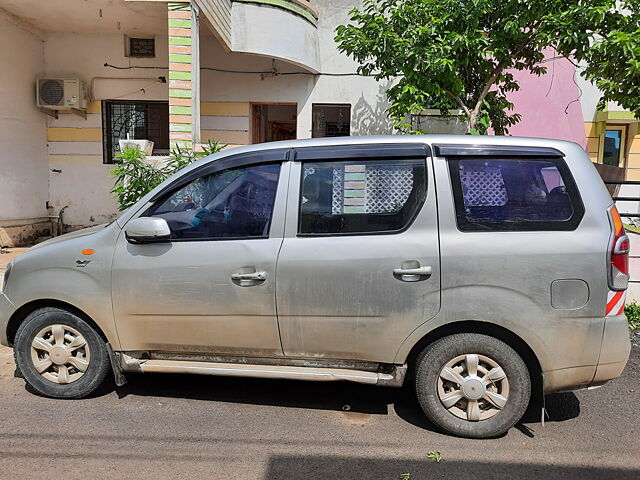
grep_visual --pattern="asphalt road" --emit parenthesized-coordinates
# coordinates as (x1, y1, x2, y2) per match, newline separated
(0, 332, 639, 480)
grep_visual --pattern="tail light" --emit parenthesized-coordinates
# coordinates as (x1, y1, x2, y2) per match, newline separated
(608, 206, 629, 291)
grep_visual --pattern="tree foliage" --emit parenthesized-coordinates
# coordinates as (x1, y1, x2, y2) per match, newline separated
(110, 140, 226, 210)
(335, 0, 640, 134)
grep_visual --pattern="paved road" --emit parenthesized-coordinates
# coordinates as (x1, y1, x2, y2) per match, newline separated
(0, 332, 639, 480)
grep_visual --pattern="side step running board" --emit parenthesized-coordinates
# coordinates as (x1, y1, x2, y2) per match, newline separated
(135, 359, 396, 385)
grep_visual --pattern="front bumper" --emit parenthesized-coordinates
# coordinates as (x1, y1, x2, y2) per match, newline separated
(0, 292, 15, 347)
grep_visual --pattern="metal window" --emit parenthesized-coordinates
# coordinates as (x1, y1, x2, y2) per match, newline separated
(128, 37, 155, 58)
(102, 101, 169, 164)
(312, 104, 351, 138)
(602, 128, 626, 168)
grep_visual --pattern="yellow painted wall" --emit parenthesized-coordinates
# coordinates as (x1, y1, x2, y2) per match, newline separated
(584, 122, 600, 163)
(201, 130, 250, 145)
(47, 127, 102, 142)
(200, 102, 250, 146)
(201, 102, 250, 116)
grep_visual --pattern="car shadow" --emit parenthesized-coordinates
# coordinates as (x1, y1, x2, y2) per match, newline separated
(262, 454, 638, 480)
(113, 371, 580, 437)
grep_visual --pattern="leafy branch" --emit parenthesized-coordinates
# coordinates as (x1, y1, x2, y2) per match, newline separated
(110, 140, 226, 211)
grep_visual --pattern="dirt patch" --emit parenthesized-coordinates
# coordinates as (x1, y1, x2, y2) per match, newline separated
(340, 410, 374, 425)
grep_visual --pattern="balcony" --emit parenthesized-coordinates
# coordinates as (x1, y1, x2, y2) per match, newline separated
(198, 0, 320, 72)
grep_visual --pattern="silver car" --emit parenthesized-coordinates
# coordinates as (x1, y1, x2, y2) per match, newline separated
(0, 135, 631, 438)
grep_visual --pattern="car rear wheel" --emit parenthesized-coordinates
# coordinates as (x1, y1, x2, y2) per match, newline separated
(14, 307, 111, 399)
(415, 333, 531, 438)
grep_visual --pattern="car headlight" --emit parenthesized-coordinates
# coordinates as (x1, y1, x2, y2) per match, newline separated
(2, 260, 13, 292)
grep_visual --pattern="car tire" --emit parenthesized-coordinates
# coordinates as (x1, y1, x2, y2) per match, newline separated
(415, 333, 531, 438)
(14, 307, 111, 399)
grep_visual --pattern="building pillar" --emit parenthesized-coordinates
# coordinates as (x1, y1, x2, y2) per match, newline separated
(168, 1, 200, 149)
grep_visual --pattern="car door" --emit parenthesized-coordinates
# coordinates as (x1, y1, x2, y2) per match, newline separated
(111, 151, 290, 356)
(275, 143, 441, 363)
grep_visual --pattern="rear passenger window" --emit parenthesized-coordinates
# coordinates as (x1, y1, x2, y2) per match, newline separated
(449, 158, 584, 231)
(299, 159, 426, 235)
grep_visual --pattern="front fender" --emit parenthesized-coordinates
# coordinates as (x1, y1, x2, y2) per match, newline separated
(4, 266, 120, 348)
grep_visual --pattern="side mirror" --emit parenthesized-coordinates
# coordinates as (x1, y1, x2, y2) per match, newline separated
(125, 217, 171, 243)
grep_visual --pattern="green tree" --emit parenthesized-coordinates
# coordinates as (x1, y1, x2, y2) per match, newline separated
(335, 0, 640, 134)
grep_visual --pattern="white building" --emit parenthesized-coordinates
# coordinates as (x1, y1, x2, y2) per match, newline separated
(1, 0, 638, 246)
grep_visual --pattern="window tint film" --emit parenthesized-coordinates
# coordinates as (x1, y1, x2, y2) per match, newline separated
(299, 159, 426, 235)
(147, 163, 281, 240)
(449, 158, 583, 231)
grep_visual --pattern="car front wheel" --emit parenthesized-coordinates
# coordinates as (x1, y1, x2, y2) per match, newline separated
(415, 333, 531, 438)
(14, 307, 111, 399)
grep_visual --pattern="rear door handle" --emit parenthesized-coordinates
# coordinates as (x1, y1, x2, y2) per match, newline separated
(393, 266, 432, 281)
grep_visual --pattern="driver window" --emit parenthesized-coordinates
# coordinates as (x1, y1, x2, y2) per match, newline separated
(146, 163, 281, 240)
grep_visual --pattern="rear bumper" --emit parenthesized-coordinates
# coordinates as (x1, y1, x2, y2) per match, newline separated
(0, 293, 15, 346)
(543, 314, 631, 393)
(591, 313, 631, 385)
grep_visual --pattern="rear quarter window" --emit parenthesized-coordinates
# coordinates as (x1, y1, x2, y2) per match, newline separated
(448, 157, 584, 232)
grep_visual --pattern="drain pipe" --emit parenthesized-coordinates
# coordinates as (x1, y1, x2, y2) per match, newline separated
(56, 206, 68, 236)
(46, 205, 68, 237)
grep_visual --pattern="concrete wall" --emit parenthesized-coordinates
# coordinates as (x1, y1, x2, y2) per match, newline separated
(0, 10, 50, 246)
(43, 32, 169, 229)
(38, 1, 394, 231)
(200, 0, 394, 147)
(231, 2, 320, 72)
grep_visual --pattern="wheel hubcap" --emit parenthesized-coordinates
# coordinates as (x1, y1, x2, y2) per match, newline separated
(30, 324, 90, 384)
(437, 353, 509, 422)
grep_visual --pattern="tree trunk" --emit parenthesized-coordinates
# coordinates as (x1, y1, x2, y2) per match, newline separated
(466, 111, 478, 134)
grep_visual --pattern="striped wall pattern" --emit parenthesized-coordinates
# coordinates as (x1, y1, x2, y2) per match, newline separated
(200, 102, 251, 148)
(198, 0, 231, 48)
(168, 1, 195, 149)
(46, 101, 253, 155)
(46, 101, 104, 157)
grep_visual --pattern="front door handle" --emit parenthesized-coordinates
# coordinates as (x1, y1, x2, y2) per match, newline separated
(231, 271, 267, 286)
(393, 265, 432, 282)
(231, 271, 267, 281)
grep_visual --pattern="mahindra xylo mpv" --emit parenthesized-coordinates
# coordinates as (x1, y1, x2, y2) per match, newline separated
(0, 136, 631, 438)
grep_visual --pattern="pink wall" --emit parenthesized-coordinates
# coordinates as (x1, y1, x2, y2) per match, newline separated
(500, 54, 586, 148)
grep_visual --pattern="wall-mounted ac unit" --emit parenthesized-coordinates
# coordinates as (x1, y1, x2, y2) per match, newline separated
(37, 78, 87, 110)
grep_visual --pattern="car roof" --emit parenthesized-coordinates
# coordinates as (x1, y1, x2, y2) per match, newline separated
(207, 134, 579, 159)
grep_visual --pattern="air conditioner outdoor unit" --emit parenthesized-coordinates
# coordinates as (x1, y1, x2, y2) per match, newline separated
(37, 78, 87, 110)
